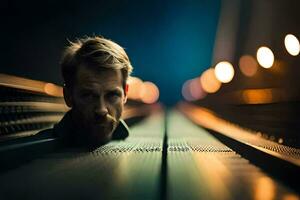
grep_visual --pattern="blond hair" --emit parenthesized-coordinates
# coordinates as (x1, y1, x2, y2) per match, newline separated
(61, 36, 133, 88)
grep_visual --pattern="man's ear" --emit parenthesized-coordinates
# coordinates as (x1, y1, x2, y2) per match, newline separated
(63, 86, 73, 108)
(123, 84, 129, 104)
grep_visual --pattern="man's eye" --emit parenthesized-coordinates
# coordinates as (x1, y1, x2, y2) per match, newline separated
(81, 92, 94, 98)
(107, 92, 121, 100)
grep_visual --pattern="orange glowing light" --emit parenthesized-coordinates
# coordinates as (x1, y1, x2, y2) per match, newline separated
(127, 76, 143, 100)
(44, 83, 63, 97)
(239, 55, 258, 77)
(214, 61, 235, 83)
(200, 68, 221, 93)
(242, 89, 273, 104)
(282, 194, 299, 200)
(139, 81, 159, 104)
(254, 177, 275, 200)
(256, 46, 274, 68)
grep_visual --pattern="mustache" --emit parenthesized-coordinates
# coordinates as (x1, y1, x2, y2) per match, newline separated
(94, 113, 117, 124)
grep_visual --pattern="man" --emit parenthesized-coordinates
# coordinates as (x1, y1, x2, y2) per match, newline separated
(41, 36, 133, 149)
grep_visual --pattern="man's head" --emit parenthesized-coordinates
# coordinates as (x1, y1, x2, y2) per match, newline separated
(60, 36, 133, 146)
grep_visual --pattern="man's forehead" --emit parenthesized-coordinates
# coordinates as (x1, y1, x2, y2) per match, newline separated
(75, 65, 123, 88)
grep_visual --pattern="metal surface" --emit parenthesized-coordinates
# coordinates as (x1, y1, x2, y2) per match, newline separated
(0, 112, 164, 200)
(0, 108, 299, 199)
(167, 110, 298, 200)
(179, 103, 300, 166)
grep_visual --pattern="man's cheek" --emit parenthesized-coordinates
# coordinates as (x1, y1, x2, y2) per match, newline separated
(76, 106, 92, 123)
(117, 103, 124, 117)
(110, 104, 122, 119)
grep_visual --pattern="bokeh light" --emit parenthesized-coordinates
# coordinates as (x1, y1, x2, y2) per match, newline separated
(256, 46, 274, 68)
(139, 81, 159, 104)
(242, 89, 273, 104)
(189, 78, 206, 100)
(214, 61, 235, 83)
(44, 83, 63, 97)
(127, 76, 143, 100)
(239, 55, 258, 77)
(284, 34, 300, 56)
(182, 78, 206, 101)
(182, 80, 194, 101)
(200, 68, 221, 93)
(254, 177, 275, 200)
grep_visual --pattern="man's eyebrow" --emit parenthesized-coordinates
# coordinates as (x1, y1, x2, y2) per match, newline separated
(107, 87, 123, 93)
(79, 87, 94, 91)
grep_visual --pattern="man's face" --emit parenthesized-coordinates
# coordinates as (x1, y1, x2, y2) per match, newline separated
(65, 65, 127, 146)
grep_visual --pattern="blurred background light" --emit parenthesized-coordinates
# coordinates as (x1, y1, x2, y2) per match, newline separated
(200, 68, 221, 93)
(254, 177, 275, 200)
(256, 47, 274, 69)
(284, 34, 300, 56)
(189, 78, 206, 100)
(127, 77, 143, 100)
(182, 80, 194, 101)
(242, 89, 273, 104)
(182, 78, 206, 101)
(239, 55, 258, 77)
(44, 83, 63, 97)
(139, 81, 160, 104)
(214, 61, 235, 83)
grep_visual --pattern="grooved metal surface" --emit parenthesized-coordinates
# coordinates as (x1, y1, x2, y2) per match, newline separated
(0, 113, 164, 200)
(167, 111, 298, 200)
(180, 103, 300, 165)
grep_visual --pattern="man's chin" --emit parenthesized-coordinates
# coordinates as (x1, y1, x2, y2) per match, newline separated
(88, 128, 113, 147)
(94, 134, 112, 145)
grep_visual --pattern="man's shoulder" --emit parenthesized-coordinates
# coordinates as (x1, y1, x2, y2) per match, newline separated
(35, 127, 57, 139)
(34, 113, 130, 146)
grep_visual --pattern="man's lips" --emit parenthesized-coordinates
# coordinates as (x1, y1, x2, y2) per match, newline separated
(93, 122, 109, 127)
(92, 120, 114, 128)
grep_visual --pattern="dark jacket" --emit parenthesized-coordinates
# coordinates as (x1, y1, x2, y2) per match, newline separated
(38, 111, 129, 148)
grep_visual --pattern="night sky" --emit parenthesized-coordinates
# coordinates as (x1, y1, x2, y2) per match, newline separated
(2, 0, 220, 105)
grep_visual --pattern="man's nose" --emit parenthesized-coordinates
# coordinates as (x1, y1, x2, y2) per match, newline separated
(94, 98, 108, 117)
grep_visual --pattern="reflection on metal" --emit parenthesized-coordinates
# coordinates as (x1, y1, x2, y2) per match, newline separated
(44, 83, 63, 97)
(239, 55, 258, 77)
(284, 34, 300, 56)
(178, 102, 300, 167)
(256, 46, 274, 69)
(168, 111, 297, 200)
(219, 88, 299, 105)
(200, 68, 222, 93)
(193, 153, 231, 200)
(214, 61, 235, 83)
(0, 102, 69, 112)
(242, 88, 273, 104)
(278, 138, 284, 144)
(254, 177, 275, 200)
(282, 194, 300, 200)
(0, 73, 63, 97)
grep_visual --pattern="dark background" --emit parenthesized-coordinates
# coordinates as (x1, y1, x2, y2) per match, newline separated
(1, 0, 221, 105)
